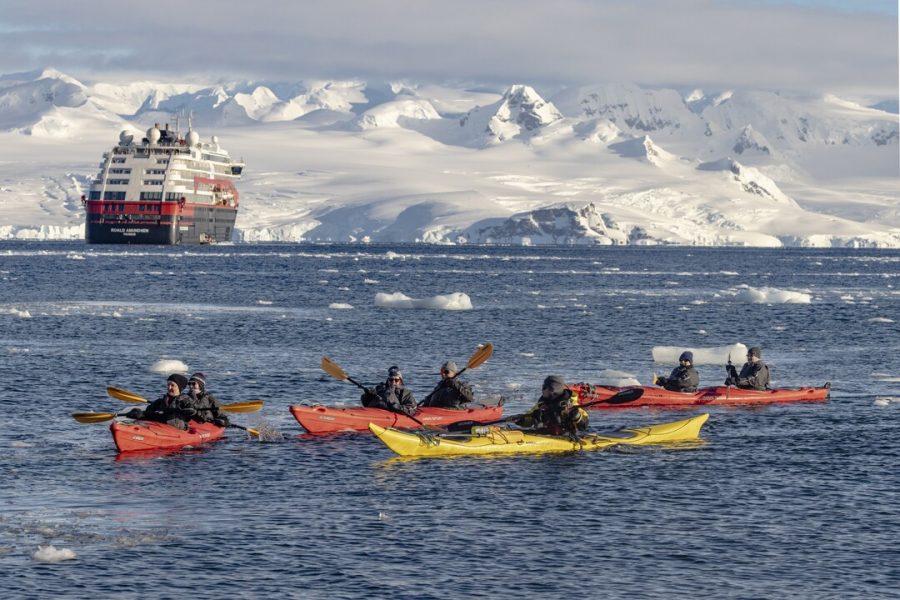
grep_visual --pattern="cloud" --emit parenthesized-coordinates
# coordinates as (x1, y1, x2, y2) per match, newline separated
(0, 0, 896, 98)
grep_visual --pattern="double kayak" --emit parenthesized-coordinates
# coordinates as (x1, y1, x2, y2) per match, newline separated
(110, 420, 225, 453)
(570, 383, 830, 409)
(290, 404, 504, 434)
(369, 413, 709, 458)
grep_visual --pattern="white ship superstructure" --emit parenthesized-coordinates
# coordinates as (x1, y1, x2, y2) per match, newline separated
(83, 123, 244, 244)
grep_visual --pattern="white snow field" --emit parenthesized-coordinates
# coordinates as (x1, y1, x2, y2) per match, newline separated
(0, 69, 897, 247)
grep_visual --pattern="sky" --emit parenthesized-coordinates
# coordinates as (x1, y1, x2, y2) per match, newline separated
(0, 0, 896, 100)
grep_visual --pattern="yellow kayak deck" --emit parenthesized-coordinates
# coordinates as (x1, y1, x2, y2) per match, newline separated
(369, 413, 709, 457)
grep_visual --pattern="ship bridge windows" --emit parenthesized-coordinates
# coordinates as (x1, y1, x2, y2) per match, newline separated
(140, 191, 163, 200)
(142, 179, 164, 186)
(103, 191, 127, 200)
(109, 168, 131, 174)
(156, 159, 169, 164)
(107, 179, 130, 185)
(112, 157, 127, 164)
(201, 153, 229, 163)
(89, 191, 101, 200)
(165, 192, 186, 201)
(144, 169, 167, 175)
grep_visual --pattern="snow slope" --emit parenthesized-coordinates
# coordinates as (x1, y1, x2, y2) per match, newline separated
(0, 69, 897, 246)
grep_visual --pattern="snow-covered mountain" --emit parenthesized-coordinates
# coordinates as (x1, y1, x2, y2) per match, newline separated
(0, 68, 897, 247)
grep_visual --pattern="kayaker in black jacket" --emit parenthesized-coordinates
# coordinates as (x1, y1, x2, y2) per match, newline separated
(725, 346, 770, 390)
(186, 372, 230, 427)
(125, 373, 195, 430)
(515, 376, 588, 436)
(361, 366, 417, 416)
(655, 351, 700, 393)
(419, 361, 475, 409)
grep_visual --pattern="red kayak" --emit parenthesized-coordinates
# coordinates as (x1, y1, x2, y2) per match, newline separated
(570, 383, 830, 409)
(289, 404, 504, 435)
(110, 420, 226, 453)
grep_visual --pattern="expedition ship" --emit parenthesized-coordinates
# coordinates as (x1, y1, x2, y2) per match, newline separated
(83, 123, 244, 244)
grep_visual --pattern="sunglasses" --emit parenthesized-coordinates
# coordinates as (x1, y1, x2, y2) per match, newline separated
(389, 377, 402, 382)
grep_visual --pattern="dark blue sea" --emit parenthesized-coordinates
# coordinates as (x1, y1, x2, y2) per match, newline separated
(1, 242, 898, 599)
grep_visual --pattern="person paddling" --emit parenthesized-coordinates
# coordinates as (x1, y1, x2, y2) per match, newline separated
(515, 375, 588, 436)
(186, 372, 230, 427)
(654, 351, 700, 393)
(725, 346, 770, 391)
(419, 361, 475, 409)
(361, 366, 417, 416)
(125, 374, 194, 430)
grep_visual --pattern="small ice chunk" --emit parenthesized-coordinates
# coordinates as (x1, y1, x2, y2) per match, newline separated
(150, 359, 189, 374)
(33, 545, 76, 563)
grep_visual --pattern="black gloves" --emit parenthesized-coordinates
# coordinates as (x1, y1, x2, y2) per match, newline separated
(124, 408, 144, 419)
(213, 416, 230, 427)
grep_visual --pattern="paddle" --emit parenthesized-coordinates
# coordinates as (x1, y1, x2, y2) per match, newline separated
(71, 411, 261, 437)
(320, 356, 434, 429)
(107, 386, 263, 413)
(454, 342, 493, 379)
(725, 351, 739, 386)
(444, 387, 645, 432)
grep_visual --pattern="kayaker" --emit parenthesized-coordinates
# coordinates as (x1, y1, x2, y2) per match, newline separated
(515, 375, 588, 436)
(654, 351, 700, 393)
(124, 374, 195, 430)
(419, 361, 475, 409)
(725, 346, 770, 390)
(186, 372, 230, 427)
(361, 366, 417, 416)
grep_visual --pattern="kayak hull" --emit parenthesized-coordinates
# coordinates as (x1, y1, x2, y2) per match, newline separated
(289, 404, 504, 434)
(572, 383, 829, 409)
(370, 413, 709, 458)
(110, 420, 225, 453)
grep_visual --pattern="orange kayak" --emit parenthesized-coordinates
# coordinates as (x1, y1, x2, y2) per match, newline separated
(110, 420, 225, 452)
(570, 383, 830, 409)
(289, 404, 504, 434)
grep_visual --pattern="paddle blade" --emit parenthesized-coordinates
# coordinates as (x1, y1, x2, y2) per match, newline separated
(603, 388, 645, 405)
(465, 342, 493, 371)
(221, 400, 264, 413)
(72, 412, 116, 423)
(321, 356, 348, 381)
(107, 386, 149, 404)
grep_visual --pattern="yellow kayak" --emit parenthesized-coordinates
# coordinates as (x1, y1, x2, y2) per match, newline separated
(369, 413, 709, 457)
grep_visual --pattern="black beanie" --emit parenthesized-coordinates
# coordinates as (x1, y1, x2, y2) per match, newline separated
(189, 372, 207, 390)
(748, 346, 762, 359)
(167, 373, 189, 392)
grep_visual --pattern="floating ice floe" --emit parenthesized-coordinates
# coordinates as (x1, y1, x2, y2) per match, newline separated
(591, 369, 641, 387)
(729, 285, 812, 304)
(652, 343, 748, 365)
(150, 358, 189, 374)
(33, 545, 76, 563)
(873, 397, 899, 407)
(328, 303, 354, 309)
(1, 308, 32, 318)
(868, 317, 895, 323)
(375, 292, 473, 310)
(256, 299, 273, 305)
(10, 441, 33, 448)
